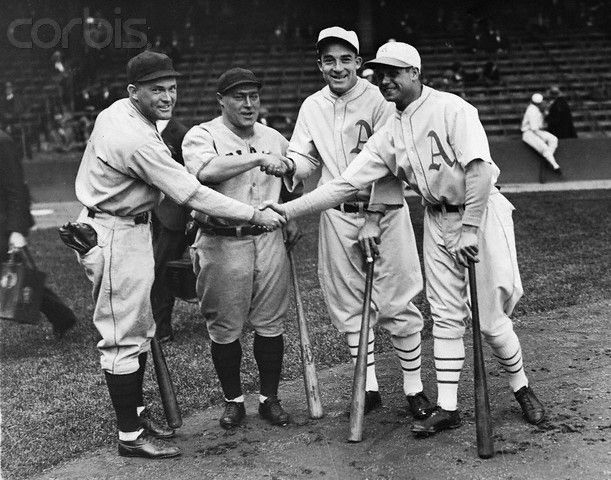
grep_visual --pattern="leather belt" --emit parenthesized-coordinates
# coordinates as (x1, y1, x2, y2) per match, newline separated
(428, 204, 464, 213)
(198, 224, 267, 237)
(87, 208, 150, 225)
(333, 202, 369, 214)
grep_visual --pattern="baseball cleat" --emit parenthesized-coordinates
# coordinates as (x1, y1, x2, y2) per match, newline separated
(258, 396, 290, 426)
(514, 385, 545, 425)
(219, 401, 246, 429)
(406, 391, 435, 420)
(139, 408, 175, 439)
(411, 406, 461, 436)
(118, 431, 181, 459)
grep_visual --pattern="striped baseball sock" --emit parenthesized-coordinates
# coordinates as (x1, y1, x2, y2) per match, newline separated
(486, 330, 528, 392)
(391, 332, 423, 396)
(434, 337, 465, 411)
(346, 329, 378, 391)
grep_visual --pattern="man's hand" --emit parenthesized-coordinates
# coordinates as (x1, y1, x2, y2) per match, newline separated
(283, 219, 302, 252)
(358, 212, 383, 259)
(8, 232, 27, 252)
(454, 225, 479, 268)
(259, 154, 289, 177)
(258, 200, 288, 219)
(250, 208, 286, 230)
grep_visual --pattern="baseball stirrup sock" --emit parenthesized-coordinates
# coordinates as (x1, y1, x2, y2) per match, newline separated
(486, 330, 528, 392)
(392, 332, 423, 396)
(434, 338, 465, 411)
(346, 329, 378, 391)
(105, 371, 142, 432)
(253, 333, 284, 398)
(211, 339, 243, 400)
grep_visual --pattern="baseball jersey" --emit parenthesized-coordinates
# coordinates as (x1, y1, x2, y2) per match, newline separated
(182, 116, 288, 226)
(521, 103, 544, 132)
(75, 99, 254, 221)
(287, 77, 403, 204)
(349, 85, 500, 208)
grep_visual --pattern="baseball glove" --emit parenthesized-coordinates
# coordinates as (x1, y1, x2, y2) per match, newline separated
(58, 222, 98, 255)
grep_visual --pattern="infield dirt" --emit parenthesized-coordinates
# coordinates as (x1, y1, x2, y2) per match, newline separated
(31, 299, 610, 480)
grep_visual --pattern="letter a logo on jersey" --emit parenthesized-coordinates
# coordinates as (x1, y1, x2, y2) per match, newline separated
(350, 120, 373, 154)
(427, 130, 456, 170)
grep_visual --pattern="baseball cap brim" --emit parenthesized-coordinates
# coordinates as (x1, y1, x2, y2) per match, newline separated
(136, 69, 182, 83)
(364, 57, 413, 69)
(218, 79, 262, 94)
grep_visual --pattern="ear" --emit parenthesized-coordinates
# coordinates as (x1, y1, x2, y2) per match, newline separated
(317, 58, 323, 74)
(216, 92, 224, 109)
(127, 84, 138, 100)
(355, 56, 363, 69)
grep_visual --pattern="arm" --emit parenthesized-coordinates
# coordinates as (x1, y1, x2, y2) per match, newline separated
(454, 159, 495, 267)
(284, 106, 322, 191)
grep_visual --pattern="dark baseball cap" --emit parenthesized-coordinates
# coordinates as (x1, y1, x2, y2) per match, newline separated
(127, 50, 181, 84)
(217, 68, 261, 94)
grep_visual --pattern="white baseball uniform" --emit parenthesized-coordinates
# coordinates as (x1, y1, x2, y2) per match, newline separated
(521, 103, 559, 169)
(286, 77, 423, 336)
(283, 85, 523, 340)
(182, 117, 290, 344)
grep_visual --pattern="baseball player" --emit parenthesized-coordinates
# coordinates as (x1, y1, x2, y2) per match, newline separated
(521, 93, 561, 172)
(74, 52, 285, 459)
(182, 68, 299, 430)
(264, 41, 545, 436)
(282, 27, 433, 419)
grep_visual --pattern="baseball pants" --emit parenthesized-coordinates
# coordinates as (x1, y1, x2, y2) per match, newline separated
(76, 208, 155, 375)
(522, 130, 559, 168)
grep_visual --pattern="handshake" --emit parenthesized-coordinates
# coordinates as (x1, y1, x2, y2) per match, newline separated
(258, 153, 295, 178)
(249, 201, 288, 231)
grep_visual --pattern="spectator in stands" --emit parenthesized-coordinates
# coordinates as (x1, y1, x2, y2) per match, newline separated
(167, 31, 182, 65)
(75, 88, 96, 113)
(521, 93, 561, 172)
(483, 61, 501, 85)
(97, 86, 116, 110)
(546, 86, 577, 139)
(0, 82, 24, 137)
(50, 50, 73, 111)
(361, 68, 374, 84)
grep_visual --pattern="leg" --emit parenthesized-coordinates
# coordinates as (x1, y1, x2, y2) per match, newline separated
(40, 286, 77, 337)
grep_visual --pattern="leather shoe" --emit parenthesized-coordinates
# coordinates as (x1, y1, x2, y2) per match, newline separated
(219, 401, 246, 429)
(406, 391, 434, 420)
(345, 390, 382, 417)
(258, 396, 290, 426)
(514, 385, 545, 424)
(118, 431, 180, 459)
(411, 406, 461, 436)
(139, 408, 175, 439)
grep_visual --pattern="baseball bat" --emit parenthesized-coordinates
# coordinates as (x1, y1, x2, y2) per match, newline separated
(288, 250, 324, 419)
(348, 255, 375, 443)
(151, 336, 183, 429)
(468, 260, 494, 459)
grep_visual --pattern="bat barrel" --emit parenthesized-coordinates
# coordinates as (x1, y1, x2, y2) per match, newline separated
(348, 258, 375, 442)
(151, 337, 183, 429)
(288, 251, 324, 419)
(468, 260, 494, 459)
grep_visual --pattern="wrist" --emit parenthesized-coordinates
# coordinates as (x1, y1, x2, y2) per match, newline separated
(461, 224, 478, 234)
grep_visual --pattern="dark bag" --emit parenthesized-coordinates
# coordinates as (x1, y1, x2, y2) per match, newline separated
(0, 247, 46, 324)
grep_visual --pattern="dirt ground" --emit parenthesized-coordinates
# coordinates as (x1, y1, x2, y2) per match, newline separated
(29, 300, 610, 480)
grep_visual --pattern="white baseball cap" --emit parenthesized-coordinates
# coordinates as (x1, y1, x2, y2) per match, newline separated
(531, 93, 544, 104)
(364, 42, 421, 70)
(317, 26, 359, 54)
(361, 68, 374, 77)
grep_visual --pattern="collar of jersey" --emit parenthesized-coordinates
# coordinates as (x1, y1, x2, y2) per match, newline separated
(125, 98, 157, 130)
(325, 77, 367, 103)
(397, 84, 432, 118)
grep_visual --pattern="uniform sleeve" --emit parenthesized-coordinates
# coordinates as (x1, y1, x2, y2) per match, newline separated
(130, 143, 255, 221)
(372, 98, 395, 130)
(285, 103, 322, 190)
(448, 104, 493, 169)
(182, 125, 218, 178)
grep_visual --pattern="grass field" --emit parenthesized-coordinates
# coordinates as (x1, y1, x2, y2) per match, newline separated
(1, 189, 610, 479)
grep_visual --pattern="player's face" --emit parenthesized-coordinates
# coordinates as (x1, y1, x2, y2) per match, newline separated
(129, 78, 177, 122)
(374, 67, 420, 111)
(318, 43, 362, 96)
(219, 85, 261, 130)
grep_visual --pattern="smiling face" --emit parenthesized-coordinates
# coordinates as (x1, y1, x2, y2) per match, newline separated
(317, 41, 362, 96)
(128, 77, 177, 122)
(373, 66, 421, 111)
(218, 84, 261, 133)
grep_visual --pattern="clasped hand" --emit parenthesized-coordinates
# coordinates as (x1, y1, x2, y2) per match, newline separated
(453, 225, 479, 268)
(259, 154, 293, 177)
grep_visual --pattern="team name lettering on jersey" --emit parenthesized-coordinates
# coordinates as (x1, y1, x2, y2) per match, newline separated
(427, 130, 456, 171)
(350, 120, 373, 154)
(226, 146, 270, 156)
